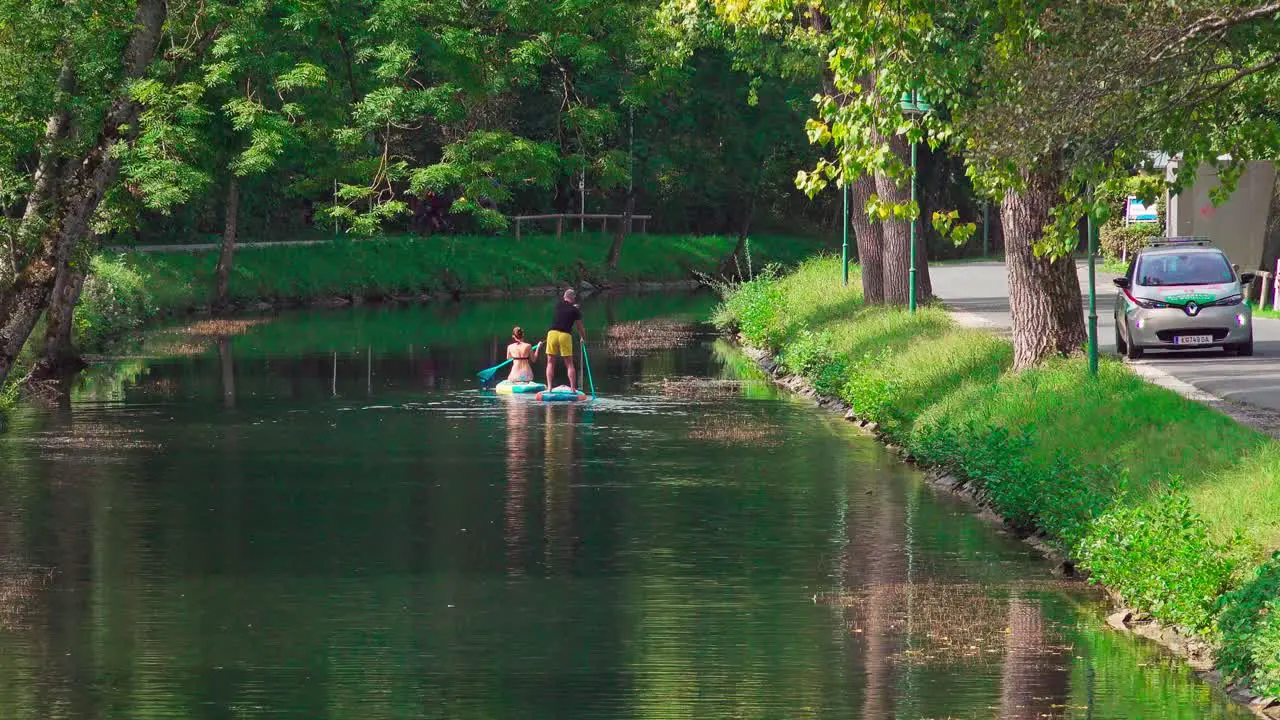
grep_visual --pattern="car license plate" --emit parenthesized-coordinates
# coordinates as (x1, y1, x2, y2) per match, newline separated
(1174, 334, 1214, 345)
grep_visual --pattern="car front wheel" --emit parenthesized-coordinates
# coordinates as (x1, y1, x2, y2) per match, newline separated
(1125, 338, 1144, 360)
(1120, 323, 1144, 360)
(1233, 334, 1255, 357)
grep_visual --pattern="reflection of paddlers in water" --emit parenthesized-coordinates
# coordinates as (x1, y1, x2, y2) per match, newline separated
(545, 288, 587, 392)
(506, 326, 539, 382)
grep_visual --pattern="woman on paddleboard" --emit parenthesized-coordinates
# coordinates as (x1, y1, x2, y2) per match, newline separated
(506, 327, 539, 383)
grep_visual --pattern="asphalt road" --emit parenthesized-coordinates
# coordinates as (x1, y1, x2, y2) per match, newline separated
(931, 260, 1280, 412)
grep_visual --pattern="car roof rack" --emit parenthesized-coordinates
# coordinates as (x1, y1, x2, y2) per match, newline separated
(1146, 236, 1212, 248)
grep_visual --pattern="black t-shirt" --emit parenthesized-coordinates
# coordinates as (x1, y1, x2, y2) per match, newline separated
(551, 299, 581, 332)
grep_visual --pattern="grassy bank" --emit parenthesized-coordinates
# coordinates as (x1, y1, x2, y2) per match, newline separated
(715, 255, 1280, 697)
(0, 232, 822, 405)
(116, 233, 819, 312)
(74, 232, 824, 350)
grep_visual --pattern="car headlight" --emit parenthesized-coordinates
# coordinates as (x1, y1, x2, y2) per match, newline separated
(1213, 294, 1244, 306)
(1132, 296, 1169, 309)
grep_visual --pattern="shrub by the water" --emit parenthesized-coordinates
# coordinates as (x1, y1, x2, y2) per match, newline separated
(714, 255, 1280, 696)
(76, 255, 159, 351)
(713, 267, 788, 352)
(130, 233, 827, 311)
(1216, 556, 1280, 693)
(62, 232, 825, 359)
(1079, 489, 1242, 632)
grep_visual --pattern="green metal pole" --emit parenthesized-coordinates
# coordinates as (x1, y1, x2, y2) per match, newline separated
(842, 180, 850, 287)
(908, 137, 918, 313)
(1087, 196, 1099, 377)
(982, 201, 989, 258)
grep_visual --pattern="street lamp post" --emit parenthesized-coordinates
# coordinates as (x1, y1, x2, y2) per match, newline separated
(900, 89, 931, 313)
(842, 179, 850, 287)
(909, 140, 918, 312)
(1087, 191, 1100, 377)
(982, 201, 989, 257)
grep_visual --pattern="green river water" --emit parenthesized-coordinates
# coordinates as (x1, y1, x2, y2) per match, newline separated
(0, 293, 1252, 719)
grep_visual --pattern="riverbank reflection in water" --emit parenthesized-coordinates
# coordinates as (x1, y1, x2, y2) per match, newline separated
(0, 297, 1252, 719)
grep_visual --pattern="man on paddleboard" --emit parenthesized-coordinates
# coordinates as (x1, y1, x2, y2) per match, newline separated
(545, 288, 587, 392)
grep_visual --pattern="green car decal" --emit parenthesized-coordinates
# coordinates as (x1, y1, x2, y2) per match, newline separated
(1162, 292, 1219, 306)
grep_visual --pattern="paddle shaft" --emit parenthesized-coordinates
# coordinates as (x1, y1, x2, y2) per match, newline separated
(580, 339, 596, 398)
(478, 341, 541, 383)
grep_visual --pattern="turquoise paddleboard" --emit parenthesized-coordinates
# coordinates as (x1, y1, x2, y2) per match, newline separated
(536, 386, 588, 402)
(495, 380, 546, 395)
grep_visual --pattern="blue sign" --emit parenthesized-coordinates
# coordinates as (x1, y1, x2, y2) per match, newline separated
(1127, 196, 1158, 224)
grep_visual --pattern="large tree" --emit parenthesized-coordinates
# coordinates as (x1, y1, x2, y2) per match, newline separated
(712, 0, 1280, 368)
(0, 0, 172, 387)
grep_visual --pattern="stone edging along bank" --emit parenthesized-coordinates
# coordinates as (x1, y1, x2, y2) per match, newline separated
(733, 339, 1280, 719)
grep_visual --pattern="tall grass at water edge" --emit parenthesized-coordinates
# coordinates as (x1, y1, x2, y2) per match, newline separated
(62, 232, 821, 354)
(2, 233, 820, 413)
(122, 233, 823, 311)
(714, 255, 1280, 697)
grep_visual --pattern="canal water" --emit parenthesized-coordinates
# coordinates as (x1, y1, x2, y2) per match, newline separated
(0, 294, 1250, 719)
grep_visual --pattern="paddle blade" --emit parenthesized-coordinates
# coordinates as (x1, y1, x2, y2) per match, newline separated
(477, 358, 512, 384)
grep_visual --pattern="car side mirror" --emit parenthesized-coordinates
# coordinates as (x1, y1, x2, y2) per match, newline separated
(1241, 272, 1257, 285)
(1112, 277, 1131, 289)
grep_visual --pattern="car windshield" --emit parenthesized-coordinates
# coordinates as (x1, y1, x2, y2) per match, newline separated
(1136, 253, 1235, 287)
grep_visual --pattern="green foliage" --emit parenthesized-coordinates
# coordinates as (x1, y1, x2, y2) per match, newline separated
(1216, 555, 1280, 694)
(1099, 224, 1161, 263)
(777, 327, 834, 377)
(1247, 608, 1280, 696)
(711, 0, 1280, 259)
(75, 255, 159, 351)
(837, 350, 902, 425)
(408, 131, 560, 227)
(0, 376, 16, 413)
(115, 233, 822, 311)
(1079, 490, 1240, 632)
(1095, 174, 1165, 262)
(716, 255, 1280, 693)
(712, 269, 787, 351)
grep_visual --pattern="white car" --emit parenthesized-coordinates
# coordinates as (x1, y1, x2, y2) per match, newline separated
(1113, 239, 1255, 359)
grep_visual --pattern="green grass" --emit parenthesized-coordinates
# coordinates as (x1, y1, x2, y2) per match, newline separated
(715, 255, 1280, 696)
(63, 231, 823, 357)
(0, 231, 820, 410)
(1100, 257, 1128, 274)
(113, 232, 826, 312)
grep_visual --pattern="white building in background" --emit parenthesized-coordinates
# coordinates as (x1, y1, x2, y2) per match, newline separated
(1164, 156, 1279, 270)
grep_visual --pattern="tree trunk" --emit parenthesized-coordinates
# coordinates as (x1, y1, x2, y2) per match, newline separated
(915, 219, 933, 303)
(218, 337, 235, 409)
(0, 0, 165, 389)
(214, 177, 239, 308)
(877, 136, 912, 304)
(720, 190, 759, 280)
(878, 134, 935, 306)
(1261, 169, 1280, 279)
(25, 260, 87, 384)
(851, 174, 884, 303)
(858, 480, 905, 719)
(4, 57, 77, 286)
(605, 189, 634, 271)
(998, 596, 1070, 719)
(1002, 170, 1087, 370)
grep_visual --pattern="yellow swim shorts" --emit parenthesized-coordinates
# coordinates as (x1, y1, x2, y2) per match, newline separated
(546, 330, 575, 357)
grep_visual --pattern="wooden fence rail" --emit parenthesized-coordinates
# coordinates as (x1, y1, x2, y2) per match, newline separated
(509, 213, 653, 241)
